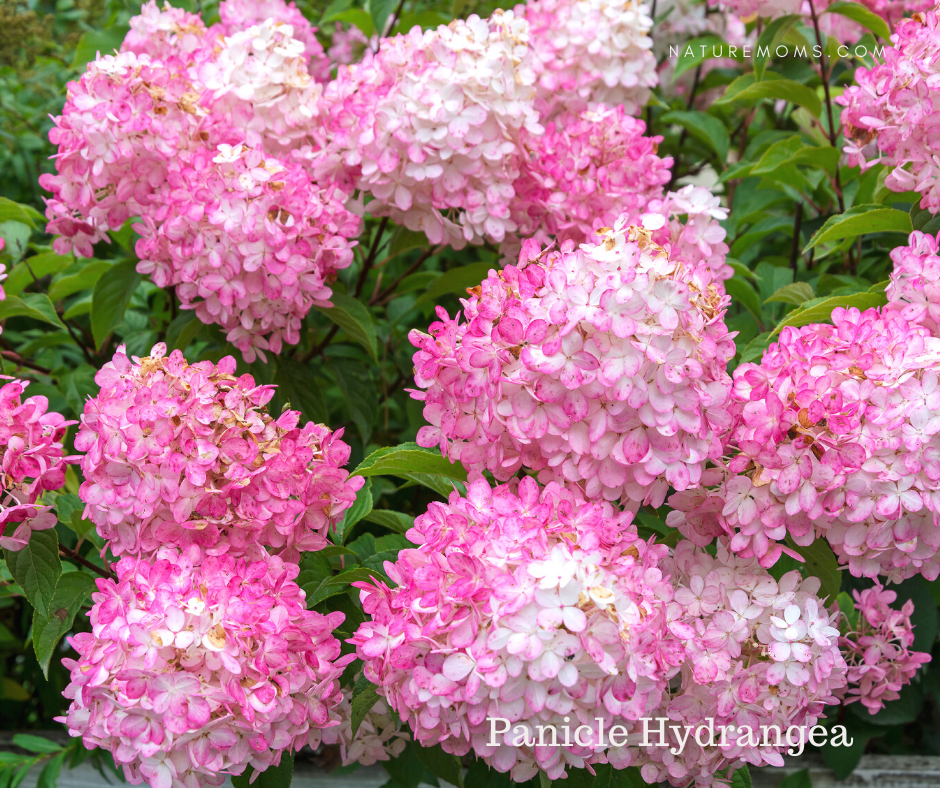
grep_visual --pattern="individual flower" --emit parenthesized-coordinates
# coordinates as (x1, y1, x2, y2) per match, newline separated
(518, 0, 658, 119)
(135, 143, 358, 361)
(668, 305, 940, 582)
(314, 11, 544, 248)
(839, 12, 940, 213)
(352, 478, 847, 785)
(839, 582, 932, 713)
(217, 0, 332, 82)
(321, 684, 409, 766)
(75, 343, 364, 561)
(885, 230, 940, 336)
(59, 546, 352, 788)
(410, 218, 735, 508)
(0, 379, 77, 551)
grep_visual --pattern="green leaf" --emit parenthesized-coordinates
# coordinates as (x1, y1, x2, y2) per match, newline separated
(749, 135, 802, 175)
(166, 311, 203, 352)
(0, 197, 39, 229)
(660, 110, 730, 162)
(301, 567, 383, 607)
(825, 0, 891, 39)
(716, 74, 821, 117)
(32, 571, 97, 677)
(364, 510, 415, 534)
(772, 290, 888, 335)
(90, 259, 141, 350)
(5, 253, 72, 297)
(765, 282, 814, 305)
(0, 221, 33, 263)
(314, 292, 377, 360)
(351, 674, 380, 737)
(673, 36, 737, 78)
(334, 479, 373, 543)
(232, 752, 293, 788)
(725, 278, 763, 323)
(387, 227, 430, 259)
(36, 752, 65, 788)
(540, 770, 552, 788)
(774, 769, 812, 788)
(754, 15, 801, 78)
(729, 765, 752, 788)
(11, 736, 62, 755)
(861, 681, 924, 726)
(331, 359, 376, 444)
(4, 530, 61, 618)
(0, 678, 29, 701)
(323, 8, 374, 36)
(412, 262, 494, 310)
(592, 765, 645, 788)
(837, 591, 859, 632)
(0, 294, 66, 329)
(893, 576, 939, 653)
(71, 26, 131, 70)
(353, 442, 467, 484)
(911, 204, 940, 236)
(393, 10, 451, 32)
(370, 0, 397, 36)
(274, 358, 328, 425)
(48, 261, 113, 302)
(786, 535, 841, 601)
(414, 744, 464, 788)
(804, 204, 912, 251)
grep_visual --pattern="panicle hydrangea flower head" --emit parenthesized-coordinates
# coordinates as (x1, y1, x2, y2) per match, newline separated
(352, 479, 847, 784)
(122, 0, 210, 61)
(886, 230, 940, 336)
(518, 0, 658, 118)
(38, 50, 216, 258)
(410, 218, 735, 508)
(839, 12, 940, 212)
(839, 582, 931, 713)
(503, 104, 672, 254)
(217, 0, 332, 82)
(634, 541, 847, 785)
(351, 477, 683, 782)
(195, 18, 325, 153)
(321, 685, 410, 766)
(59, 546, 352, 788)
(0, 379, 77, 551)
(74, 342, 364, 561)
(135, 143, 358, 361)
(317, 11, 544, 248)
(669, 306, 940, 582)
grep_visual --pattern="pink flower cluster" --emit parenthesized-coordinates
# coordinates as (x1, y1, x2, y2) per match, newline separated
(352, 478, 847, 784)
(410, 218, 735, 508)
(637, 541, 847, 784)
(327, 23, 374, 66)
(217, 0, 332, 82)
(40, 3, 360, 360)
(60, 546, 352, 788)
(669, 306, 940, 582)
(75, 343, 363, 561)
(317, 11, 544, 248)
(519, 0, 658, 119)
(839, 12, 940, 213)
(886, 230, 940, 336)
(0, 379, 76, 551)
(839, 582, 931, 713)
(321, 685, 410, 766)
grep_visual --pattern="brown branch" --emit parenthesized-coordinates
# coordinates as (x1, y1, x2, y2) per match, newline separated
(59, 545, 114, 580)
(1, 350, 51, 375)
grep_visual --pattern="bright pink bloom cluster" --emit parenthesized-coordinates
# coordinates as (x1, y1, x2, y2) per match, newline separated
(410, 218, 735, 508)
(886, 230, 940, 336)
(839, 582, 931, 713)
(839, 12, 940, 213)
(217, 0, 332, 82)
(669, 306, 940, 582)
(40, 6, 359, 360)
(518, 0, 658, 119)
(636, 541, 847, 784)
(321, 686, 410, 766)
(75, 343, 363, 561)
(135, 143, 357, 361)
(317, 11, 543, 248)
(60, 546, 351, 788)
(352, 478, 847, 784)
(0, 379, 76, 551)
